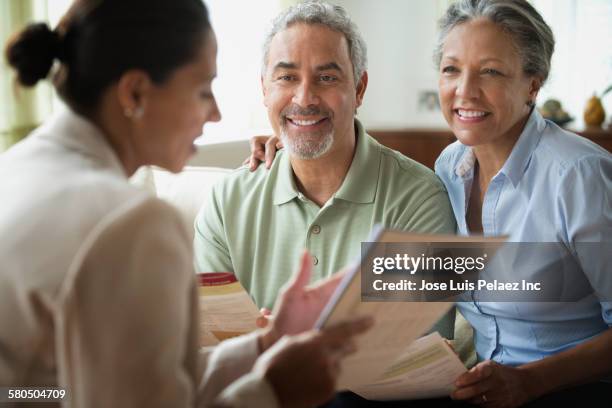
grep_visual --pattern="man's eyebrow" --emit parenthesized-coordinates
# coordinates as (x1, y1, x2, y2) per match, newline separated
(272, 61, 298, 71)
(316, 62, 343, 72)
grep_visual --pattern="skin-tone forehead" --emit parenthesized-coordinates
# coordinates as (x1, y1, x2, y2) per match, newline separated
(441, 18, 522, 68)
(266, 23, 353, 78)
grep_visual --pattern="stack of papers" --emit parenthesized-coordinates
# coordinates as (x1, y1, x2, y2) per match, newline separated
(197, 272, 260, 346)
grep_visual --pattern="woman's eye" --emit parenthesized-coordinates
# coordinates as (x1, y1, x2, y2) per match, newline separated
(277, 75, 294, 81)
(442, 66, 458, 74)
(482, 68, 502, 76)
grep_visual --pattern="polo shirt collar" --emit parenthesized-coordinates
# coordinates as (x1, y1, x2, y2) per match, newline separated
(334, 119, 379, 203)
(273, 149, 299, 205)
(272, 119, 380, 205)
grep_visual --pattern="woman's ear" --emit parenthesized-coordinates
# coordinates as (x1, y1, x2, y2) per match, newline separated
(117, 70, 152, 119)
(527, 76, 543, 105)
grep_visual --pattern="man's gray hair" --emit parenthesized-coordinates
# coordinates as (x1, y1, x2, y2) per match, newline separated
(261, 0, 367, 85)
(433, 0, 555, 83)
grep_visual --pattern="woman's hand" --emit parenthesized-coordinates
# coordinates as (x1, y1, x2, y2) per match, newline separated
(243, 135, 283, 171)
(255, 308, 272, 328)
(259, 251, 348, 351)
(451, 360, 535, 408)
(255, 316, 373, 408)
(254, 251, 371, 407)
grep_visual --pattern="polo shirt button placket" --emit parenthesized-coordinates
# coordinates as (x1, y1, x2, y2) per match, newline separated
(312, 256, 319, 265)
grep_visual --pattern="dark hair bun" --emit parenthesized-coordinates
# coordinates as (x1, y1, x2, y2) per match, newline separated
(5, 22, 61, 87)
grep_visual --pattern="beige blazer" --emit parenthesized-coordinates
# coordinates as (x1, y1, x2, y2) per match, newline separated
(0, 110, 277, 407)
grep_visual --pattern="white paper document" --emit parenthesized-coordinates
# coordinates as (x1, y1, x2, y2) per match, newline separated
(317, 279, 454, 389)
(197, 273, 260, 346)
(352, 332, 467, 400)
(316, 227, 504, 397)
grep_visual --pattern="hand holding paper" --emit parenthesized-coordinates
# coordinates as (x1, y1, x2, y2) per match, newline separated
(314, 227, 505, 398)
(261, 251, 348, 349)
(256, 316, 374, 408)
(256, 251, 374, 405)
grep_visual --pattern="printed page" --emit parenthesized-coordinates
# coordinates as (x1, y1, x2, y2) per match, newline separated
(352, 332, 467, 400)
(320, 273, 453, 389)
(197, 273, 260, 346)
(316, 227, 504, 390)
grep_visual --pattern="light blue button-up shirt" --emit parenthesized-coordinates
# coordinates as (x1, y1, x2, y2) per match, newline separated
(435, 109, 612, 366)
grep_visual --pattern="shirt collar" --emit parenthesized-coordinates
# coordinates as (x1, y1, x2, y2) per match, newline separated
(454, 109, 546, 187)
(272, 119, 380, 205)
(500, 108, 545, 187)
(273, 149, 299, 205)
(38, 108, 127, 179)
(334, 119, 379, 203)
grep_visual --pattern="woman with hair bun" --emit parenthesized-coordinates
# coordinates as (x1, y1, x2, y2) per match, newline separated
(0, 1, 372, 406)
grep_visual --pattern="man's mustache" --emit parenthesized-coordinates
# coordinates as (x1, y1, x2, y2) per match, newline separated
(281, 105, 331, 118)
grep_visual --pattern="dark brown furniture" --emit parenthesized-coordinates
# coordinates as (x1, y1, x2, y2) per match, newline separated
(369, 127, 612, 169)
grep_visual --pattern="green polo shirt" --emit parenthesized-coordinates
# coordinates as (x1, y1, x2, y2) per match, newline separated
(194, 120, 456, 310)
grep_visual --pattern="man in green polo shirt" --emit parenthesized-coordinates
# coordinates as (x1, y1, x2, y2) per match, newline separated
(194, 2, 455, 315)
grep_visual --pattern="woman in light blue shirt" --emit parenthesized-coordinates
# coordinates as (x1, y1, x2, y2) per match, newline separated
(434, 0, 612, 406)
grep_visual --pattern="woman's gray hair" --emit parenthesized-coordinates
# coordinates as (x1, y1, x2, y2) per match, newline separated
(433, 0, 555, 83)
(261, 0, 367, 85)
